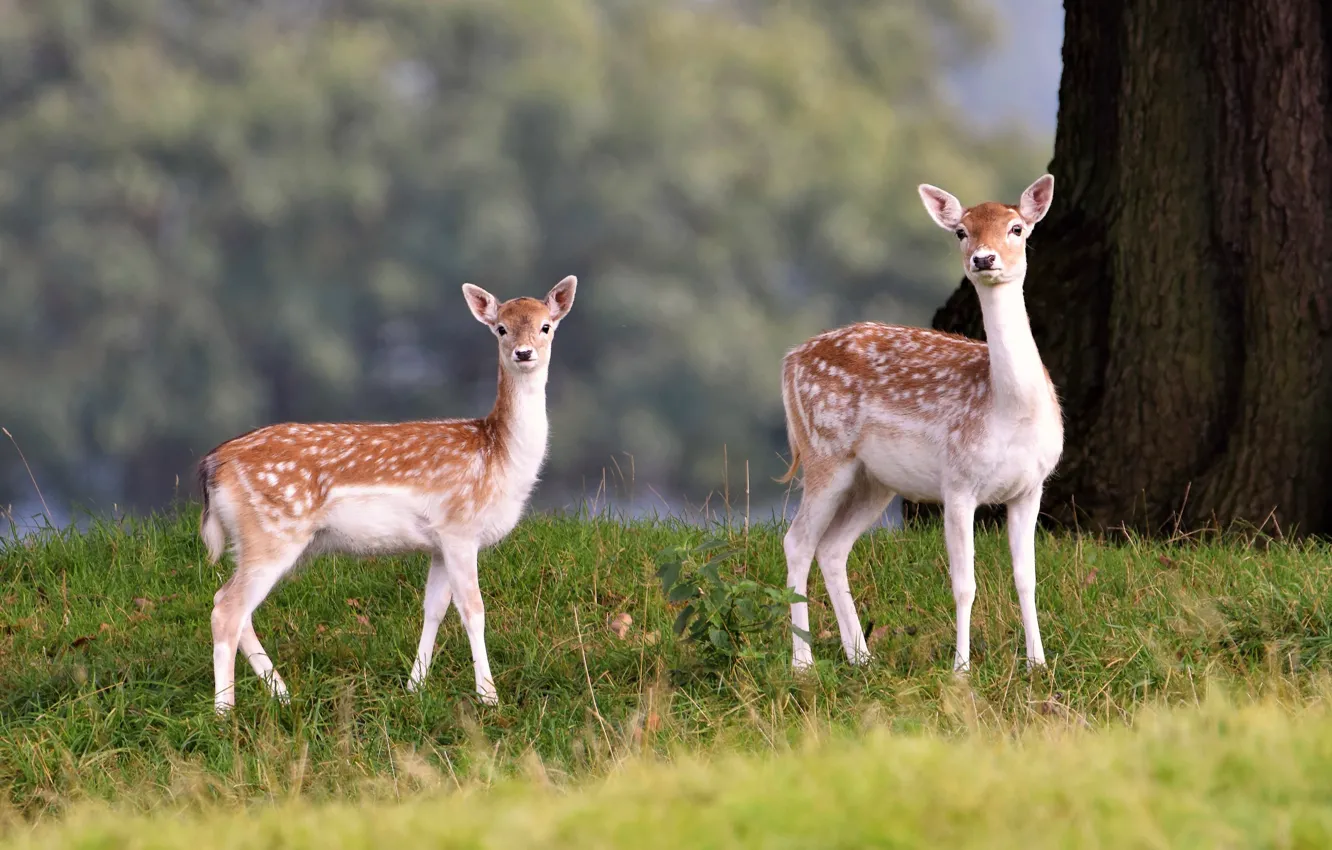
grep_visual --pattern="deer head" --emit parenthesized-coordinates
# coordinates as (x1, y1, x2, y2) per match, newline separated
(462, 275, 578, 373)
(918, 175, 1054, 287)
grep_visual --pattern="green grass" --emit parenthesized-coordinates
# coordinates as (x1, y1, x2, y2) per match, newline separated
(10, 694, 1332, 848)
(2, 509, 1332, 840)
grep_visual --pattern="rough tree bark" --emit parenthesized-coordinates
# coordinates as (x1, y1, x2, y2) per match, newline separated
(922, 0, 1332, 536)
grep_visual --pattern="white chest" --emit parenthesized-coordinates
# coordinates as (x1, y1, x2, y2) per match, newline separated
(962, 402, 1063, 505)
(476, 487, 530, 548)
(474, 414, 549, 548)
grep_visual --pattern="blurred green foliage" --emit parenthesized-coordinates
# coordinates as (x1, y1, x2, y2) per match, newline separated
(0, 0, 1045, 514)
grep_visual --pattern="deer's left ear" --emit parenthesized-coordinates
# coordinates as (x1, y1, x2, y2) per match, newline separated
(1019, 174, 1055, 225)
(545, 275, 577, 321)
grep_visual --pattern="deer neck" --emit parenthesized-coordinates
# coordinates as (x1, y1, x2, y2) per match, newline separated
(485, 361, 551, 482)
(975, 278, 1048, 413)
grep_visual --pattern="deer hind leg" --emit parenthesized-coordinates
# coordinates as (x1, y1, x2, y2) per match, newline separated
(407, 551, 453, 693)
(238, 618, 288, 703)
(1007, 487, 1046, 669)
(784, 458, 858, 671)
(211, 538, 306, 714)
(814, 469, 894, 666)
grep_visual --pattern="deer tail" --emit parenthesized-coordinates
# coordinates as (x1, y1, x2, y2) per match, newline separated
(197, 454, 225, 564)
(777, 358, 807, 485)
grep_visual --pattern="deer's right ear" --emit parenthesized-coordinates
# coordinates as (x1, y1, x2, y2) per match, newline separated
(462, 284, 499, 326)
(918, 184, 964, 231)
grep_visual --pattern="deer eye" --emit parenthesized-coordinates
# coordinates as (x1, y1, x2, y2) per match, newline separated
(541, 324, 551, 334)
(496, 325, 507, 336)
(1010, 224, 1023, 237)
(954, 229, 966, 241)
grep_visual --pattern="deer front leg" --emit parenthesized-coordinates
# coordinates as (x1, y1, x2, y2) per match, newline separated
(1007, 488, 1046, 669)
(943, 494, 978, 674)
(408, 552, 453, 692)
(442, 538, 497, 705)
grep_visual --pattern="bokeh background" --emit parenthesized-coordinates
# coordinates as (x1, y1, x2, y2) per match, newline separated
(0, 0, 1063, 529)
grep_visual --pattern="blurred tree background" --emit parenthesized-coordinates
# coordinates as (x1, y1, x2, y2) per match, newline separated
(0, 0, 1054, 522)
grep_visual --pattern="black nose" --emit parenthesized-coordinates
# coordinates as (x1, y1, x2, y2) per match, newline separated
(514, 349, 534, 362)
(972, 254, 996, 271)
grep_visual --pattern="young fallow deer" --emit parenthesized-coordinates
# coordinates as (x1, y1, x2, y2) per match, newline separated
(778, 175, 1062, 675)
(198, 276, 577, 713)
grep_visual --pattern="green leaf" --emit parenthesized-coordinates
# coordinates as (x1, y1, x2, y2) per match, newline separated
(709, 628, 733, 651)
(656, 560, 683, 592)
(736, 598, 757, 622)
(668, 582, 700, 603)
(700, 563, 722, 586)
(703, 547, 737, 565)
(791, 626, 813, 643)
(708, 586, 729, 612)
(672, 604, 695, 637)
(654, 545, 687, 565)
(695, 537, 732, 554)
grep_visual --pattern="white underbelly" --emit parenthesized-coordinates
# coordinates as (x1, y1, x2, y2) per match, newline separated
(313, 486, 437, 554)
(857, 432, 945, 503)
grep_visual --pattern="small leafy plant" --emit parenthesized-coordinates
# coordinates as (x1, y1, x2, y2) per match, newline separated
(655, 538, 810, 670)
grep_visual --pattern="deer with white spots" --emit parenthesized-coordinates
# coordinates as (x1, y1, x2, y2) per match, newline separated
(778, 175, 1062, 675)
(198, 276, 577, 713)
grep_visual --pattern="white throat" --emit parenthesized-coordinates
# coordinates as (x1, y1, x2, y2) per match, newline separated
(493, 363, 551, 483)
(974, 276, 1047, 411)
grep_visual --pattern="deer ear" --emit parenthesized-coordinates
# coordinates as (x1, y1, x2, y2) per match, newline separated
(918, 184, 965, 230)
(461, 283, 499, 325)
(545, 275, 577, 321)
(1019, 174, 1055, 225)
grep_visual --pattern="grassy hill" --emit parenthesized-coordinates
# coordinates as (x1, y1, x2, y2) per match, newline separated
(2, 510, 1331, 842)
(9, 696, 1332, 848)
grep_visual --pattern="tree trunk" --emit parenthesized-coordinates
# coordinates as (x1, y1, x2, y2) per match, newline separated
(923, 0, 1332, 536)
